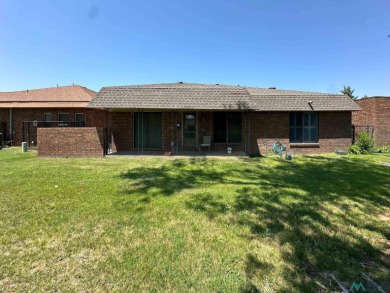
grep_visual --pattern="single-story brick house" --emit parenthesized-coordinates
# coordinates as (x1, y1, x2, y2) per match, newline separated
(352, 96, 390, 146)
(86, 82, 361, 156)
(0, 85, 104, 145)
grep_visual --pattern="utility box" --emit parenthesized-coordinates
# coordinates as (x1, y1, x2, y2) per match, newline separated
(21, 142, 28, 152)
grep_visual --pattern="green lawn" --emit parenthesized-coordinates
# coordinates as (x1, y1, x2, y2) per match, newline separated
(0, 148, 389, 292)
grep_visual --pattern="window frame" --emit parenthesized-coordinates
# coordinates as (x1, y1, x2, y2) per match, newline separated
(289, 112, 319, 143)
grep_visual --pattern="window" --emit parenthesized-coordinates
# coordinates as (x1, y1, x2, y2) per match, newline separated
(289, 112, 318, 143)
(44, 113, 51, 121)
(58, 113, 70, 127)
(43, 113, 51, 127)
(75, 113, 85, 127)
(213, 112, 242, 143)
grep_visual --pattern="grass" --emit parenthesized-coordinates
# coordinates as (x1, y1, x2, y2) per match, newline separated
(0, 148, 389, 292)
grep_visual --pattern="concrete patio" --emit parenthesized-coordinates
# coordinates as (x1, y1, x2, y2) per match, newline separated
(107, 150, 249, 158)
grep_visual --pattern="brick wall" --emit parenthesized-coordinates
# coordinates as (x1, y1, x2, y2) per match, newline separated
(250, 112, 287, 156)
(86, 109, 105, 128)
(250, 111, 353, 155)
(317, 111, 352, 153)
(161, 111, 195, 150)
(109, 112, 132, 152)
(353, 97, 390, 146)
(108, 111, 248, 153)
(37, 127, 105, 157)
(106, 110, 353, 155)
(162, 112, 180, 149)
(0, 107, 105, 145)
(198, 112, 213, 145)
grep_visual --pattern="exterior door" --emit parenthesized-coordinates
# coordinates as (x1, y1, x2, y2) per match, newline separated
(183, 113, 196, 147)
(134, 112, 162, 148)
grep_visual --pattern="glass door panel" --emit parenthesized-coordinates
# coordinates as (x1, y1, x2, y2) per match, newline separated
(183, 113, 196, 147)
(134, 112, 162, 148)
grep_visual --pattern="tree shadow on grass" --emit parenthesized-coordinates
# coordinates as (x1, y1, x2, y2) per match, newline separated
(185, 193, 228, 219)
(117, 156, 390, 291)
(234, 187, 387, 291)
(245, 253, 275, 279)
(118, 158, 228, 197)
(195, 156, 389, 291)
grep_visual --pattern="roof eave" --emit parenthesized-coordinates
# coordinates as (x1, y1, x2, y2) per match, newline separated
(0, 101, 90, 108)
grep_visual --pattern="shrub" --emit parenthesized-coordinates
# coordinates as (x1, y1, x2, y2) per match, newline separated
(349, 131, 375, 154)
(349, 144, 362, 154)
(376, 145, 390, 153)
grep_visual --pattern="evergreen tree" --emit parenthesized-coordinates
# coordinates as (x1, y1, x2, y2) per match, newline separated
(340, 85, 358, 100)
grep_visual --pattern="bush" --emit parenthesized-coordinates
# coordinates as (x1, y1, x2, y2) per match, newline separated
(349, 131, 375, 154)
(349, 144, 362, 154)
(376, 145, 390, 153)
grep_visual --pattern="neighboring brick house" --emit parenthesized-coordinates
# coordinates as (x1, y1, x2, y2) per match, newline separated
(0, 85, 105, 145)
(352, 96, 390, 146)
(87, 82, 361, 156)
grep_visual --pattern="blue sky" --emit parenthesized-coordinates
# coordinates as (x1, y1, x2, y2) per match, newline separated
(0, 0, 389, 97)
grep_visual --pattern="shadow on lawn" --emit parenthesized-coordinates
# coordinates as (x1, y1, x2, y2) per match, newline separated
(119, 156, 390, 291)
(119, 158, 227, 197)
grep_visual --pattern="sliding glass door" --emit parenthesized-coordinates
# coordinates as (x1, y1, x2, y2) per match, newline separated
(213, 112, 242, 143)
(134, 112, 162, 148)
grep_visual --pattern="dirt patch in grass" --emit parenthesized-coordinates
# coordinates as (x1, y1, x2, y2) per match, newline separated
(378, 213, 390, 222)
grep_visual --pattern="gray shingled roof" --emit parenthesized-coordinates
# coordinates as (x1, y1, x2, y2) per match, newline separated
(89, 83, 361, 111)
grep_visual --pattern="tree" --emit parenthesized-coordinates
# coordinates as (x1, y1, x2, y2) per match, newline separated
(340, 85, 358, 100)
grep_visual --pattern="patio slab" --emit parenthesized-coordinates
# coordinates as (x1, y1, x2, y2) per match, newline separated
(107, 151, 248, 158)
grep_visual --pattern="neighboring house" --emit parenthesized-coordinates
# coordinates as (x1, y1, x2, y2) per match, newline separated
(0, 85, 104, 145)
(353, 96, 390, 146)
(86, 82, 361, 156)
